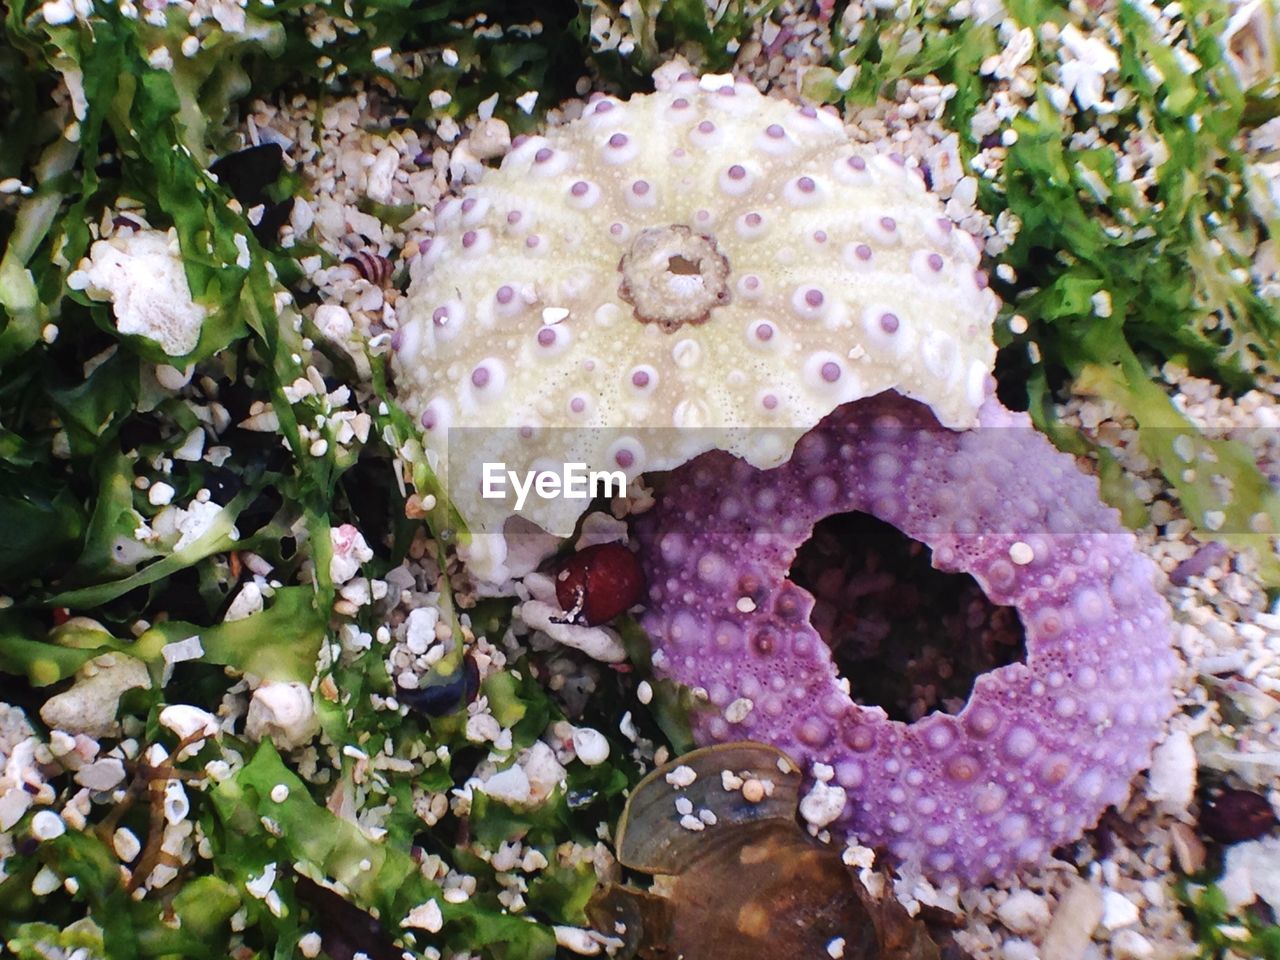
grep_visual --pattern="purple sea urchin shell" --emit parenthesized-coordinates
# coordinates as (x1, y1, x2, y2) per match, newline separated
(633, 391, 1179, 884)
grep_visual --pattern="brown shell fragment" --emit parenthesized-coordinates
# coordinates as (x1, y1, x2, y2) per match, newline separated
(590, 743, 943, 960)
(615, 742, 801, 875)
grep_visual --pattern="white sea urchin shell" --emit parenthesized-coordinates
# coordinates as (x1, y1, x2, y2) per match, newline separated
(392, 72, 999, 539)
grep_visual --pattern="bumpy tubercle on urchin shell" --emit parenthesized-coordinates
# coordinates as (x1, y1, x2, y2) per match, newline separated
(390, 70, 999, 548)
(632, 390, 1180, 885)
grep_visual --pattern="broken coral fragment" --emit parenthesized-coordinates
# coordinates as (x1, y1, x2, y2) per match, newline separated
(245, 680, 319, 750)
(391, 72, 998, 539)
(39, 653, 152, 738)
(588, 742, 942, 960)
(67, 227, 207, 357)
(632, 392, 1179, 883)
(520, 571, 628, 662)
(1218, 834, 1280, 913)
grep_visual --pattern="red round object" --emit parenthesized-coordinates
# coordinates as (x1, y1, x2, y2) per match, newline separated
(555, 542, 645, 626)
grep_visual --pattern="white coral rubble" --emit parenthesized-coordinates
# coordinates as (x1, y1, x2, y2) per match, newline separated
(68, 227, 208, 357)
(39, 653, 152, 738)
(245, 680, 319, 750)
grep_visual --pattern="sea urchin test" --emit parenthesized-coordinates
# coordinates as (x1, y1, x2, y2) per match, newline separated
(391, 71, 998, 544)
(633, 392, 1179, 884)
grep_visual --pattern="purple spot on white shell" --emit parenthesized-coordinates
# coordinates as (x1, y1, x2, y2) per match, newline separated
(471, 366, 491, 388)
(813, 230, 827, 243)
(496, 285, 514, 305)
(570, 396, 586, 414)
(755, 322, 774, 342)
(975, 270, 989, 289)
(880, 312, 900, 334)
(881, 216, 897, 232)
(526, 235, 540, 248)
(766, 123, 785, 138)
(633, 180, 650, 195)
(615, 448, 635, 468)
(534, 148, 553, 163)
(821, 361, 841, 382)
(672, 98, 689, 109)
(571, 181, 589, 197)
(608, 132, 628, 148)
(632, 369, 650, 388)
(507, 211, 522, 225)
(537, 328, 556, 347)
(856, 244, 872, 261)
(848, 156, 867, 171)
(698, 120, 715, 134)
(805, 289, 824, 308)
(462, 230, 477, 248)
(461, 198, 476, 213)
(729, 164, 747, 180)
(797, 176, 816, 193)
(432, 307, 449, 326)
(928, 253, 945, 272)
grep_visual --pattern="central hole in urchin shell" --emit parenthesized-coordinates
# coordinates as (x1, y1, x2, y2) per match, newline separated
(788, 512, 1027, 724)
(617, 224, 731, 332)
(666, 254, 701, 275)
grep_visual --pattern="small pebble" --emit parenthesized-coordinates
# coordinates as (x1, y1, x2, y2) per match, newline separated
(1101, 889, 1140, 929)
(31, 866, 61, 896)
(572, 726, 610, 766)
(665, 765, 696, 788)
(996, 890, 1050, 935)
(31, 810, 66, 841)
(113, 827, 142, 862)
(1112, 929, 1154, 960)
